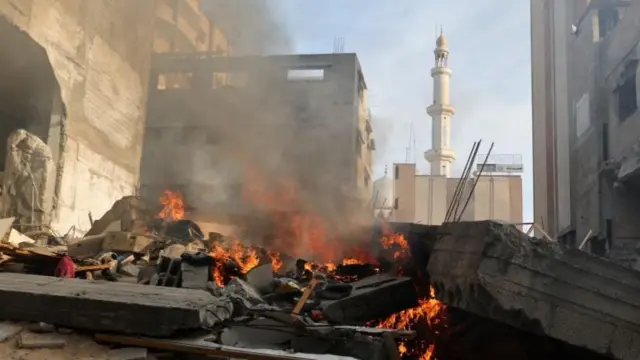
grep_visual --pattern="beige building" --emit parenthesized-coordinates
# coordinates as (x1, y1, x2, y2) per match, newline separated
(385, 164, 523, 225)
(373, 33, 522, 225)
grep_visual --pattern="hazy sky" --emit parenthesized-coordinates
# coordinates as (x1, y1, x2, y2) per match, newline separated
(277, 0, 533, 221)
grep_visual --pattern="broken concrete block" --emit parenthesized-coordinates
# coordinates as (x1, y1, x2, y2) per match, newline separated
(0, 322, 23, 342)
(224, 278, 266, 308)
(103, 232, 153, 254)
(428, 221, 640, 360)
(17, 332, 66, 349)
(26, 322, 56, 333)
(180, 263, 209, 290)
(246, 263, 274, 294)
(0, 273, 221, 337)
(67, 234, 107, 258)
(321, 274, 418, 324)
(108, 347, 148, 360)
(85, 196, 148, 237)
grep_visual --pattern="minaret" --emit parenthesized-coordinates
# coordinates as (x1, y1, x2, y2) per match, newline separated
(424, 31, 456, 177)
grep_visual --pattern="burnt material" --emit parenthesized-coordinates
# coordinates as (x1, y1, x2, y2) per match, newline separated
(0, 273, 216, 337)
(321, 274, 418, 324)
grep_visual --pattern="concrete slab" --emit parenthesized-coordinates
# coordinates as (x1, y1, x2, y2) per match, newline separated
(321, 274, 418, 324)
(0, 273, 228, 337)
(427, 221, 640, 360)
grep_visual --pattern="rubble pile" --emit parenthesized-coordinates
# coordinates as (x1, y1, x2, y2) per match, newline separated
(0, 193, 446, 360)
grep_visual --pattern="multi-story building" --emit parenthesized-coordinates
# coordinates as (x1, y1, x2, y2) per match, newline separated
(140, 53, 374, 232)
(531, 0, 640, 264)
(153, 0, 232, 54)
(374, 34, 523, 225)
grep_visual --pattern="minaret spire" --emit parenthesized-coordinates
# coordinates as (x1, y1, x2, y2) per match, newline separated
(424, 30, 456, 177)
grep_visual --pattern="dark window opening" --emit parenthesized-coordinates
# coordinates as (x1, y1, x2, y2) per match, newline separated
(598, 7, 619, 39)
(394, 197, 399, 210)
(616, 61, 638, 122)
(590, 237, 607, 257)
(394, 165, 399, 179)
(605, 219, 613, 254)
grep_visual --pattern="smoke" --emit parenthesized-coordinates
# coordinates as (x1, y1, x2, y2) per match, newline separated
(370, 113, 395, 173)
(200, 0, 292, 55)
(144, 1, 372, 258)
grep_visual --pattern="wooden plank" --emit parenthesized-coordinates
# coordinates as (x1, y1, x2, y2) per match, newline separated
(0, 273, 219, 337)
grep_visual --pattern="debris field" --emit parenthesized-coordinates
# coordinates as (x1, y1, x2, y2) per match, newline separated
(0, 191, 638, 360)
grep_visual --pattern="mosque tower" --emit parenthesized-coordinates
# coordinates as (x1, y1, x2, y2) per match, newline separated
(424, 30, 456, 177)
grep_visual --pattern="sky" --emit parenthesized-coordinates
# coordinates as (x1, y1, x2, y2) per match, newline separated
(275, 0, 533, 222)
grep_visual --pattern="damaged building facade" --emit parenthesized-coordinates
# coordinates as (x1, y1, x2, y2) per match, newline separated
(140, 53, 375, 231)
(0, 0, 254, 236)
(0, 1, 157, 235)
(531, 0, 640, 264)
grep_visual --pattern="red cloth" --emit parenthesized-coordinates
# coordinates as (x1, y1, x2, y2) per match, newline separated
(55, 256, 75, 278)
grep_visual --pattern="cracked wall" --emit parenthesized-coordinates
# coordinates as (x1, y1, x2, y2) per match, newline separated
(0, 0, 156, 234)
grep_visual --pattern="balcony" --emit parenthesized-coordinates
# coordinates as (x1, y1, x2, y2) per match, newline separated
(156, 1, 175, 26)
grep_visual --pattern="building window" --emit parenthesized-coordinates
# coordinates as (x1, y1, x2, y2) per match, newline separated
(394, 197, 399, 210)
(598, 7, 619, 40)
(394, 165, 399, 179)
(287, 68, 325, 81)
(616, 61, 638, 122)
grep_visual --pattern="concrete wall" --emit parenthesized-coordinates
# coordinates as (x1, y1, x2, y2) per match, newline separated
(392, 162, 523, 225)
(531, 0, 580, 238)
(530, 0, 556, 236)
(392, 164, 416, 222)
(0, 0, 156, 234)
(599, 1, 640, 260)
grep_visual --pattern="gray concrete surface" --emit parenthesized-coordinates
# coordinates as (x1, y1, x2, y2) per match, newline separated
(428, 221, 640, 360)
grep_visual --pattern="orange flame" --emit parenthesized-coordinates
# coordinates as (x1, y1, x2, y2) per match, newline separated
(270, 250, 284, 273)
(241, 166, 343, 263)
(209, 239, 262, 286)
(378, 286, 446, 360)
(381, 232, 409, 260)
(158, 190, 185, 220)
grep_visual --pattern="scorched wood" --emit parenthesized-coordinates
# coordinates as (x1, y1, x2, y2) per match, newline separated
(0, 273, 219, 337)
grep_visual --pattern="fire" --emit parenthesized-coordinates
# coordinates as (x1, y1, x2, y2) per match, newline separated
(377, 286, 446, 360)
(158, 190, 185, 220)
(242, 166, 342, 262)
(269, 250, 284, 273)
(209, 239, 262, 286)
(380, 231, 410, 260)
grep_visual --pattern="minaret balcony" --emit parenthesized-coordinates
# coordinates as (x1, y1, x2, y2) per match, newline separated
(427, 104, 455, 116)
(425, 148, 456, 163)
(430, 67, 452, 76)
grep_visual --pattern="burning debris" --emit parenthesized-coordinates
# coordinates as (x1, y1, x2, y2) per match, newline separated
(0, 192, 447, 360)
(0, 190, 631, 360)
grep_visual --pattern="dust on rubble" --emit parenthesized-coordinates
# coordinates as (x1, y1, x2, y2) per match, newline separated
(0, 334, 109, 360)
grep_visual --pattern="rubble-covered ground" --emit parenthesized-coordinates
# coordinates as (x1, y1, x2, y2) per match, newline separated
(0, 191, 636, 360)
(0, 192, 443, 360)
